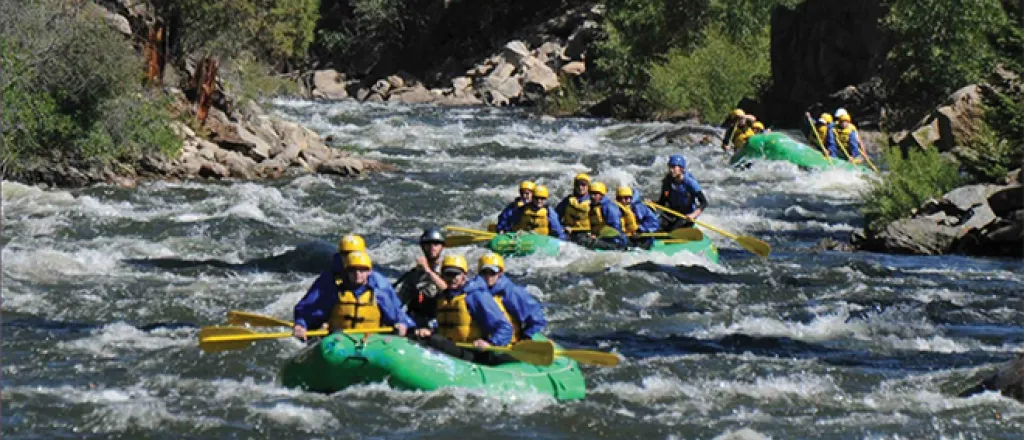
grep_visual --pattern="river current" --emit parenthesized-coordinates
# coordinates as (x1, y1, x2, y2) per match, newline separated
(3, 100, 1022, 439)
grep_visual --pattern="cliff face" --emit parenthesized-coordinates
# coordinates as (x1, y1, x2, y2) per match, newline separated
(764, 0, 890, 126)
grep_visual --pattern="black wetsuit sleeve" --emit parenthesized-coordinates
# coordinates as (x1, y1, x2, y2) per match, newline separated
(695, 191, 708, 210)
(656, 175, 671, 205)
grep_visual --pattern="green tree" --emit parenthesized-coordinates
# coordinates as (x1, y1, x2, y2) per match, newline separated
(861, 146, 963, 233)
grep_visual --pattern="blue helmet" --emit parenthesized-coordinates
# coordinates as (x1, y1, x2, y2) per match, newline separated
(668, 154, 686, 168)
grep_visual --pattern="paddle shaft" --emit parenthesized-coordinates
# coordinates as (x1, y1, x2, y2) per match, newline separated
(805, 113, 834, 164)
(645, 201, 735, 240)
(445, 226, 496, 237)
(832, 128, 880, 173)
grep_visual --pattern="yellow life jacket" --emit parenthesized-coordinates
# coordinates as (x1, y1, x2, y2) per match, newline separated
(329, 280, 382, 331)
(513, 206, 548, 235)
(733, 127, 755, 149)
(616, 201, 638, 235)
(436, 291, 513, 344)
(562, 197, 591, 231)
(836, 123, 857, 147)
(814, 124, 830, 145)
(491, 294, 522, 343)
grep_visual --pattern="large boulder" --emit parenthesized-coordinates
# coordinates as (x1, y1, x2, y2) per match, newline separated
(960, 353, 1024, 403)
(853, 181, 1024, 257)
(892, 85, 986, 151)
(311, 69, 349, 100)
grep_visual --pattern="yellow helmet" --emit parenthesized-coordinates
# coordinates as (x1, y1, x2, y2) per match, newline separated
(534, 185, 549, 198)
(519, 181, 536, 192)
(732, 109, 745, 117)
(819, 113, 833, 124)
(838, 113, 852, 122)
(338, 234, 366, 253)
(344, 251, 372, 270)
(441, 254, 468, 274)
(752, 122, 765, 131)
(478, 253, 505, 273)
(574, 173, 591, 184)
(616, 186, 633, 198)
(590, 182, 607, 195)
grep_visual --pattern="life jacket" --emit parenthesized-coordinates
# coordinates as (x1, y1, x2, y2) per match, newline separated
(589, 200, 623, 235)
(513, 206, 548, 235)
(562, 197, 591, 231)
(329, 277, 381, 331)
(732, 127, 755, 149)
(836, 124, 859, 157)
(616, 201, 638, 235)
(436, 290, 512, 344)
(814, 124, 830, 145)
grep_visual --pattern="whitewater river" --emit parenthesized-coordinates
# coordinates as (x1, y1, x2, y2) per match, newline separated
(3, 100, 1022, 439)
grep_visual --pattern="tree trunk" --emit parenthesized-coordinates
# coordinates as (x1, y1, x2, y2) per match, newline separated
(195, 57, 218, 124)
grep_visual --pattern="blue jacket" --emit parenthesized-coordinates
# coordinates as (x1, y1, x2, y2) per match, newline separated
(440, 277, 513, 346)
(495, 198, 525, 232)
(293, 254, 415, 330)
(593, 196, 627, 246)
(507, 203, 568, 240)
(631, 201, 661, 233)
(554, 194, 590, 224)
(660, 172, 703, 215)
(484, 275, 547, 338)
(847, 130, 862, 159)
(823, 123, 839, 158)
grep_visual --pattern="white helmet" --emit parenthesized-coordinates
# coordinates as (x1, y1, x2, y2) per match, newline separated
(834, 108, 849, 119)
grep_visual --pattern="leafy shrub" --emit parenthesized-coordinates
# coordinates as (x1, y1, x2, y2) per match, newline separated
(537, 75, 603, 117)
(221, 52, 299, 103)
(169, 0, 320, 61)
(647, 25, 769, 121)
(861, 146, 963, 233)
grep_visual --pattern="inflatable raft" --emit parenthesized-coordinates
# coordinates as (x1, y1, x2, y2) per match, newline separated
(279, 333, 586, 401)
(730, 132, 866, 171)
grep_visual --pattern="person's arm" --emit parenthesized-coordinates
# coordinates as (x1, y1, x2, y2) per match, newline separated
(495, 202, 517, 232)
(637, 203, 661, 233)
(416, 256, 447, 291)
(510, 285, 547, 338)
(373, 281, 415, 332)
(467, 291, 513, 347)
(547, 207, 567, 240)
(554, 197, 568, 219)
(849, 129, 862, 157)
(293, 272, 335, 331)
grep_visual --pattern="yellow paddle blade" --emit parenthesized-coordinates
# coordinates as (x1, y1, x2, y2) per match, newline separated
(486, 222, 498, 233)
(198, 326, 393, 353)
(226, 311, 293, 328)
(445, 234, 492, 248)
(644, 200, 770, 257)
(735, 236, 771, 257)
(637, 232, 671, 238)
(556, 349, 621, 367)
(669, 228, 704, 241)
(445, 226, 496, 237)
(457, 340, 555, 366)
(598, 226, 621, 238)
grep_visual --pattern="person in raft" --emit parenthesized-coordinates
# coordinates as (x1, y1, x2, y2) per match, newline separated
(833, 109, 864, 163)
(495, 181, 534, 233)
(806, 112, 839, 158)
(615, 186, 660, 249)
(413, 254, 515, 365)
(555, 173, 592, 243)
(508, 185, 568, 240)
(656, 154, 708, 231)
(581, 182, 628, 250)
(292, 251, 415, 340)
(476, 253, 547, 342)
(395, 227, 448, 328)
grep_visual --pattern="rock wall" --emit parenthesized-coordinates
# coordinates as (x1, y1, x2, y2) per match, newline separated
(764, 0, 890, 126)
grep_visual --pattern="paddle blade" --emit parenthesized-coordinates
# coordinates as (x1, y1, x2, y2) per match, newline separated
(598, 226, 621, 238)
(558, 349, 621, 367)
(198, 326, 326, 353)
(505, 340, 555, 366)
(226, 311, 293, 328)
(445, 235, 492, 248)
(736, 236, 771, 257)
(669, 228, 704, 241)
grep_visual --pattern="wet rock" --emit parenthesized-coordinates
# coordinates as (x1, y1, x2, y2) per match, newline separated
(388, 85, 437, 104)
(811, 237, 855, 252)
(960, 353, 1024, 403)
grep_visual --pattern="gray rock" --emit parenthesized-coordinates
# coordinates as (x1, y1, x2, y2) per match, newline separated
(312, 69, 349, 100)
(876, 218, 962, 255)
(521, 57, 560, 92)
(318, 157, 365, 177)
(987, 185, 1023, 215)
(235, 124, 272, 161)
(561, 61, 586, 77)
(503, 40, 531, 66)
(960, 353, 1024, 403)
(388, 85, 437, 104)
(943, 185, 989, 212)
(484, 90, 510, 107)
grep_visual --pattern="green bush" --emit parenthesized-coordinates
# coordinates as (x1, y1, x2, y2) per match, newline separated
(537, 75, 603, 117)
(1, 0, 180, 173)
(221, 52, 299, 103)
(647, 25, 769, 120)
(861, 146, 963, 233)
(170, 0, 320, 61)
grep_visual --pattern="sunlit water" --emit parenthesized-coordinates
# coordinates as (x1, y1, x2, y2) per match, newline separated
(3, 100, 1022, 439)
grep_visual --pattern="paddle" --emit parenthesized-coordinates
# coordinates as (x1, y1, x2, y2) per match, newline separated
(456, 340, 556, 366)
(198, 326, 394, 353)
(226, 310, 293, 327)
(445, 234, 493, 247)
(445, 226, 496, 237)
(644, 201, 771, 257)
(556, 348, 621, 366)
(832, 128, 880, 173)
(804, 112, 834, 164)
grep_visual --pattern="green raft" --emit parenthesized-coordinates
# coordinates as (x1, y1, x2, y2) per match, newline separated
(279, 333, 586, 401)
(487, 232, 720, 264)
(730, 132, 866, 171)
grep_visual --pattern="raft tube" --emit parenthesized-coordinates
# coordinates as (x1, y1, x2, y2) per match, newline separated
(730, 132, 867, 171)
(279, 333, 587, 401)
(487, 232, 719, 264)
